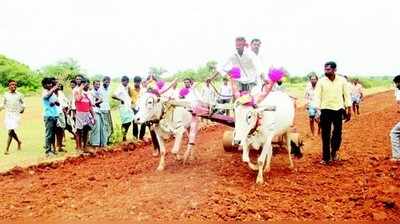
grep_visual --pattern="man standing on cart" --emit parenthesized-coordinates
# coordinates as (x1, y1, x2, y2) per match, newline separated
(208, 37, 261, 94)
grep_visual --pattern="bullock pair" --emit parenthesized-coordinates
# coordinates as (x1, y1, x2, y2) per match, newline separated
(134, 85, 303, 184)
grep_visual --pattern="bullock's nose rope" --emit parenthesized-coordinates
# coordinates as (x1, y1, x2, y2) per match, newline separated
(249, 113, 262, 135)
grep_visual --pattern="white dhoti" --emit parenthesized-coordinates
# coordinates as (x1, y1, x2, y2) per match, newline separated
(4, 111, 21, 130)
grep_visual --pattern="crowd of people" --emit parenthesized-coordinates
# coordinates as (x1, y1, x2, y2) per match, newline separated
(0, 73, 235, 157)
(1, 36, 399, 165)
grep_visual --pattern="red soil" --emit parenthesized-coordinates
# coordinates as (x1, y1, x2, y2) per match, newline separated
(0, 91, 399, 221)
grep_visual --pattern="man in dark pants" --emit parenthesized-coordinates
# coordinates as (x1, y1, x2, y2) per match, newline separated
(315, 61, 352, 165)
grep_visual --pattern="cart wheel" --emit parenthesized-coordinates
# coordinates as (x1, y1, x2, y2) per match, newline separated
(222, 130, 237, 152)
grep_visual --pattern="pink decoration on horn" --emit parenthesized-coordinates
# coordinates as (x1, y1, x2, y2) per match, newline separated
(179, 87, 190, 97)
(268, 67, 286, 82)
(156, 80, 165, 90)
(229, 67, 241, 79)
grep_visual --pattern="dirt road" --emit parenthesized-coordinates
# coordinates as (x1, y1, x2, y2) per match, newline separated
(0, 91, 399, 221)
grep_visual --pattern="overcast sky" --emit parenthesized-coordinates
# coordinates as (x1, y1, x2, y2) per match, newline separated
(1, 0, 399, 77)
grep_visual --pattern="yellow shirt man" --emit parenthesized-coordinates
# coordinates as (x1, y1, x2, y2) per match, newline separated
(129, 86, 140, 108)
(314, 75, 351, 111)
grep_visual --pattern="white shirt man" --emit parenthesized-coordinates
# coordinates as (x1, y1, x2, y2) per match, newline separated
(219, 83, 232, 101)
(114, 85, 132, 108)
(249, 39, 266, 87)
(99, 85, 111, 112)
(186, 87, 201, 105)
(216, 37, 260, 93)
(221, 49, 258, 85)
(305, 82, 317, 107)
(164, 87, 179, 100)
(201, 83, 216, 105)
(91, 87, 102, 114)
(57, 90, 69, 110)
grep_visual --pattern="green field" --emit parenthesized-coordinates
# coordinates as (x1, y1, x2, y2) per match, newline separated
(0, 83, 393, 172)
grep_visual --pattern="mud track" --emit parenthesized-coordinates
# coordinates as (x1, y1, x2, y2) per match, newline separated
(0, 91, 399, 221)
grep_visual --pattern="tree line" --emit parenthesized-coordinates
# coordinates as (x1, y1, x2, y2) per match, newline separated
(0, 54, 393, 93)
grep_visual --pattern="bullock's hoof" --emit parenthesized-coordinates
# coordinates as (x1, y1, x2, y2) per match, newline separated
(183, 156, 189, 165)
(183, 152, 190, 164)
(248, 162, 259, 171)
(256, 177, 264, 185)
(156, 165, 165, 171)
(173, 153, 182, 161)
(189, 153, 196, 161)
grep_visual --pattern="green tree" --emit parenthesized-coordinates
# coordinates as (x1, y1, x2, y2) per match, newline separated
(41, 58, 83, 82)
(173, 60, 217, 82)
(0, 54, 41, 92)
(206, 60, 218, 71)
(148, 66, 167, 79)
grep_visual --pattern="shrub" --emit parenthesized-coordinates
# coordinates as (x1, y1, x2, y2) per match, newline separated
(108, 125, 124, 145)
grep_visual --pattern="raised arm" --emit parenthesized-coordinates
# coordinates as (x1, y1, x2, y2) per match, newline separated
(208, 57, 232, 82)
(159, 79, 178, 95)
(74, 85, 85, 102)
(42, 85, 58, 100)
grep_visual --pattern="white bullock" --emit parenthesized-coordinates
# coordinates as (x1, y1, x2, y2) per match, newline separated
(134, 92, 200, 171)
(232, 90, 297, 184)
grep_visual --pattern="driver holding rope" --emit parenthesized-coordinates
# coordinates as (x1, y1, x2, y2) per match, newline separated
(208, 36, 261, 95)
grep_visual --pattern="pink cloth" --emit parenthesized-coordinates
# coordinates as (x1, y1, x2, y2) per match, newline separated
(191, 105, 209, 116)
(75, 93, 92, 112)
